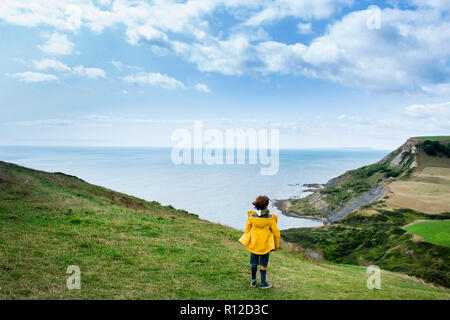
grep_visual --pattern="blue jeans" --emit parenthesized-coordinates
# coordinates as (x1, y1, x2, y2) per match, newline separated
(250, 253, 270, 268)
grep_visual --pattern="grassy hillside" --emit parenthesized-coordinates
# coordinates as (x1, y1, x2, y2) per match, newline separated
(415, 136, 450, 142)
(386, 167, 450, 213)
(0, 161, 448, 299)
(405, 220, 450, 247)
(283, 207, 450, 287)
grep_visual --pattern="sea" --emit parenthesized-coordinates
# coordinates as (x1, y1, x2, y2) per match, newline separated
(0, 146, 389, 230)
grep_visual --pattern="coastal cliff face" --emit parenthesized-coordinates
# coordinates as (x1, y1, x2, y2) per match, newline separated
(275, 137, 445, 223)
(382, 137, 419, 169)
(278, 136, 450, 288)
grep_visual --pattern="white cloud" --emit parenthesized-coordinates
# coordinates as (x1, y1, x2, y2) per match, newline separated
(126, 24, 170, 47)
(403, 102, 450, 119)
(11, 59, 105, 81)
(97, 0, 112, 6)
(0, 0, 115, 32)
(174, 35, 253, 76)
(244, 0, 353, 26)
(12, 57, 26, 65)
(72, 65, 106, 79)
(110, 59, 142, 71)
(5, 71, 58, 83)
(5, 110, 448, 148)
(296, 7, 450, 92)
(85, 114, 192, 124)
(312, 103, 449, 145)
(194, 83, 212, 93)
(111, 60, 123, 70)
(255, 41, 307, 75)
(297, 22, 313, 34)
(14, 119, 76, 126)
(167, 6, 450, 93)
(196, 6, 450, 93)
(1, 1, 450, 94)
(421, 83, 450, 96)
(0, 0, 347, 45)
(412, 0, 450, 11)
(0, 0, 248, 39)
(123, 72, 186, 90)
(37, 32, 74, 55)
(33, 59, 71, 72)
(33, 59, 106, 80)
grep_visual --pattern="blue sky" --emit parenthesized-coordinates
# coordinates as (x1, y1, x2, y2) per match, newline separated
(0, 0, 449, 149)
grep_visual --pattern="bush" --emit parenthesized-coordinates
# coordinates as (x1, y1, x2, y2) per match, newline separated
(364, 163, 388, 177)
(323, 243, 339, 261)
(423, 144, 437, 156)
(384, 170, 400, 178)
(422, 140, 450, 157)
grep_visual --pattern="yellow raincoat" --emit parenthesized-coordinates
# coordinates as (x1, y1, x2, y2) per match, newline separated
(239, 211, 281, 255)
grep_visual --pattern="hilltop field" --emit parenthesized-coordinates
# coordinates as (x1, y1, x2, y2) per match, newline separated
(279, 137, 450, 288)
(0, 161, 448, 299)
(404, 220, 450, 247)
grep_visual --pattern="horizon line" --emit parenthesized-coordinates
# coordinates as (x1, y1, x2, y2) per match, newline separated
(0, 144, 391, 151)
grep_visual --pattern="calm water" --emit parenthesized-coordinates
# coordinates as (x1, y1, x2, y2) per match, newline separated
(0, 146, 388, 230)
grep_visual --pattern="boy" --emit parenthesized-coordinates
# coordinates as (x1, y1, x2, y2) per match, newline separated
(239, 195, 281, 289)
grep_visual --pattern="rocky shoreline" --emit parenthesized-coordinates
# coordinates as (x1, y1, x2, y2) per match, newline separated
(274, 181, 388, 225)
(302, 183, 325, 193)
(273, 198, 330, 224)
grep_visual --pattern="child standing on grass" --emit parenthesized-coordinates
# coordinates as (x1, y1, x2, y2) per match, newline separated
(239, 195, 281, 290)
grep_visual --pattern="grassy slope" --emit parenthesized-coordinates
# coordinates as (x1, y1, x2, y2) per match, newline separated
(415, 136, 450, 142)
(385, 140, 450, 214)
(0, 161, 448, 299)
(386, 167, 450, 214)
(282, 207, 450, 287)
(405, 220, 450, 247)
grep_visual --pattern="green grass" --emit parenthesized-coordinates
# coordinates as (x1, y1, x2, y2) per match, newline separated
(0, 161, 449, 299)
(405, 221, 450, 247)
(415, 136, 450, 142)
(282, 208, 450, 288)
(416, 151, 450, 169)
(289, 198, 326, 217)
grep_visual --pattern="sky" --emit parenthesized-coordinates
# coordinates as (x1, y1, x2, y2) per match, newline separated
(0, 0, 449, 149)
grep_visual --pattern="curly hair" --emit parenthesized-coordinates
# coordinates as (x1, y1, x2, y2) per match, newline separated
(252, 195, 270, 210)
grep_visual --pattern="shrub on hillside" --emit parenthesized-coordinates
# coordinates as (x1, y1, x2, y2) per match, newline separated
(423, 143, 437, 156)
(422, 140, 450, 157)
(384, 169, 400, 178)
